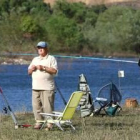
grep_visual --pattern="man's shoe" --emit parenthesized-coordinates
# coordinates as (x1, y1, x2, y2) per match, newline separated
(34, 124, 42, 129)
(45, 123, 53, 131)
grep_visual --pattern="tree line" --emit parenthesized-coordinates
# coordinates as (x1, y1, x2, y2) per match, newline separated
(0, 0, 140, 56)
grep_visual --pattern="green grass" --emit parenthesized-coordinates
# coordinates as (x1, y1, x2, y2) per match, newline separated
(0, 107, 140, 140)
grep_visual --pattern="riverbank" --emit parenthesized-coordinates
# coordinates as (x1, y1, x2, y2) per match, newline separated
(0, 57, 31, 65)
(0, 54, 35, 65)
(0, 52, 139, 65)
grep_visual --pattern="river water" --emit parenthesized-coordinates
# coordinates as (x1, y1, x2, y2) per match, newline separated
(0, 57, 139, 112)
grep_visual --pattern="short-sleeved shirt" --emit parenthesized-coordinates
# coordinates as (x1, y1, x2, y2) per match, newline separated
(28, 54, 58, 90)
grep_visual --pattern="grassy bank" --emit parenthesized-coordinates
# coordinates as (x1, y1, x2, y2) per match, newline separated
(0, 107, 140, 140)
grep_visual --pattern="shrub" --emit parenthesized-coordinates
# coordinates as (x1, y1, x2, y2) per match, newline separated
(93, 6, 136, 54)
(45, 14, 84, 52)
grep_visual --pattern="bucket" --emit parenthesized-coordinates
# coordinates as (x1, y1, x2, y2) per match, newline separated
(125, 98, 138, 108)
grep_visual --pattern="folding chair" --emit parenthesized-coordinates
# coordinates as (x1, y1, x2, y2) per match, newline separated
(40, 91, 84, 131)
(94, 82, 122, 116)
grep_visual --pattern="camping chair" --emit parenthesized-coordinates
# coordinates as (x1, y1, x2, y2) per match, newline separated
(40, 91, 84, 131)
(94, 82, 122, 116)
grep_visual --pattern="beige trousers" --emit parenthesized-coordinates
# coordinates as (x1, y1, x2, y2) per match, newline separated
(32, 90, 55, 122)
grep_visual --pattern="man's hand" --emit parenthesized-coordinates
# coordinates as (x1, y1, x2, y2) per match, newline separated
(31, 65, 37, 71)
(36, 65, 44, 71)
(28, 65, 36, 75)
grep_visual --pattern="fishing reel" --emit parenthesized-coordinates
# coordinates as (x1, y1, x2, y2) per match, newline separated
(3, 107, 8, 114)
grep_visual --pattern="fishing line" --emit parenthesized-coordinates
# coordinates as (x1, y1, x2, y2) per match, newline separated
(118, 61, 121, 91)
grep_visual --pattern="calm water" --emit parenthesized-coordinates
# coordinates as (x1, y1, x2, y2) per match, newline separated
(0, 57, 140, 112)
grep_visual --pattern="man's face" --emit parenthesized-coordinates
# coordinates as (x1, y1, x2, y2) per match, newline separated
(37, 47, 48, 57)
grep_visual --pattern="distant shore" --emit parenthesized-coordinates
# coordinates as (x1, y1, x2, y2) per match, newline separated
(0, 58, 31, 65)
(0, 56, 33, 65)
(0, 53, 139, 65)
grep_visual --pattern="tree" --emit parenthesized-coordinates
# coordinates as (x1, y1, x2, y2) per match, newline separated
(53, 1, 88, 23)
(130, 10, 140, 53)
(0, 0, 10, 14)
(20, 15, 43, 38)
(92, 6, 136, 54)
(45, 14, 84, 52)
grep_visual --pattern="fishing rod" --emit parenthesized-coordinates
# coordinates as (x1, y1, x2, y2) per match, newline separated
(55, 82, 67, 105)
(0, 87, 31, 129)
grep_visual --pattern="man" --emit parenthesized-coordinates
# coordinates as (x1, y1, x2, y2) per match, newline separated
(28, 41, 58, 129)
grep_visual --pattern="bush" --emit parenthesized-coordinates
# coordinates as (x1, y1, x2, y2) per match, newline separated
(0, 13, 23, 53)
(92, 6, 136, 54)
(45, 14, 84, 52)
(130, 9, 140, 53)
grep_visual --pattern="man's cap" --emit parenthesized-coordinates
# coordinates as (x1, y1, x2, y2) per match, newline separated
(36, 41, 48, 48)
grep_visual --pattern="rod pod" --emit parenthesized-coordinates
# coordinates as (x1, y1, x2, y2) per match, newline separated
(0, 87, 31, 129)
